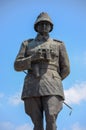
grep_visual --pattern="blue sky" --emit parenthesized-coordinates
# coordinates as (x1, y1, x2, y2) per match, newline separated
(0, 0, 86, 130)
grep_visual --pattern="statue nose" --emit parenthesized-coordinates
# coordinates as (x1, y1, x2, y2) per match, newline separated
(43, 24, 46, 28)
(43, 24, 46, 29)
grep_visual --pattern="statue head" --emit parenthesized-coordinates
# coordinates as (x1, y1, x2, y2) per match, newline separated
(34, 12, 53, 32)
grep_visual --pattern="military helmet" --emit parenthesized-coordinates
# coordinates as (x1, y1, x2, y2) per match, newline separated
(34, 12, 53, 32)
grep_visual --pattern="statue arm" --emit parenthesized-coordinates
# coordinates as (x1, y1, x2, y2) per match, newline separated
(14, 42, 32, 71)
(59, 42, 70, 80)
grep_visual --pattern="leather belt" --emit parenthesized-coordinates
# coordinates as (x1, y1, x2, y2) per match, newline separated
(31, 62, 57, 71)
(28, 62, 58, 78)
(40, 64, 57, 71)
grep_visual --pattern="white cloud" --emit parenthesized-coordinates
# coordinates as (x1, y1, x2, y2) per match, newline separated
(8, 92, 23, 106)
(0, 92, 22, 107)
(15, 123, 32, 130)
(1, 121, 86, 130)
(0, 122, 32, 130)
(64, 81, 86, 104)
(63, 122, 86, 130)
(0, 122, 14, 130)
(71, 122, 86, 130)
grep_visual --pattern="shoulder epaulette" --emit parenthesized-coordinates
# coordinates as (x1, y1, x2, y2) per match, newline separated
(53, 39, 63, 43)
(27, 39, 34, 42)
(23, 38, 34, 46)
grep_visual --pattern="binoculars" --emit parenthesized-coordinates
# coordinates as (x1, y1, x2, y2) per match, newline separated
(37, 48, 52, 60)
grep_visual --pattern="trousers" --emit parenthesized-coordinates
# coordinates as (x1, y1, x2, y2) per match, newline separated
(24, 95, 63, 130)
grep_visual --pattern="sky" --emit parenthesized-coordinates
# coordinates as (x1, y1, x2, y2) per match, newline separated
(0, 0, 86, 130)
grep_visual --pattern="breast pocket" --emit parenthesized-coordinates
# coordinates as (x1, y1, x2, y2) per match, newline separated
(50, 49, 59, 63)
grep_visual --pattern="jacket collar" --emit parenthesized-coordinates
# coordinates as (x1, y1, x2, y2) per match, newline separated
(35, 33, 49, 42)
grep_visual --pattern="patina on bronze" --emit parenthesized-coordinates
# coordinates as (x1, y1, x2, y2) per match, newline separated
(14, 12, 70, 130)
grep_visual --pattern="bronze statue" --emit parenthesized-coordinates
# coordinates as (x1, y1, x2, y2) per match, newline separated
(14, 12, 70, 130)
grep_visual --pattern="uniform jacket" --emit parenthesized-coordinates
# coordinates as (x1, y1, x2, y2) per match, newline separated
(14, 34, 70, 100)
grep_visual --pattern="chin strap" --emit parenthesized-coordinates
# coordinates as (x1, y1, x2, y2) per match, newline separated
(63, 102, 73, 116)
(23, 70, 28, 74)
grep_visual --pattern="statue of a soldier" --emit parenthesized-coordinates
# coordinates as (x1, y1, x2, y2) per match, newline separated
(14, 12, 70, 130)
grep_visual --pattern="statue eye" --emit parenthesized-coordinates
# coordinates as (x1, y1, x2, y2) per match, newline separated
(38, 22, 50, 27)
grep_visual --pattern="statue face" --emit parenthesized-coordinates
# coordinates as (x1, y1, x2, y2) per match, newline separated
(36, 21, 51, 35)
